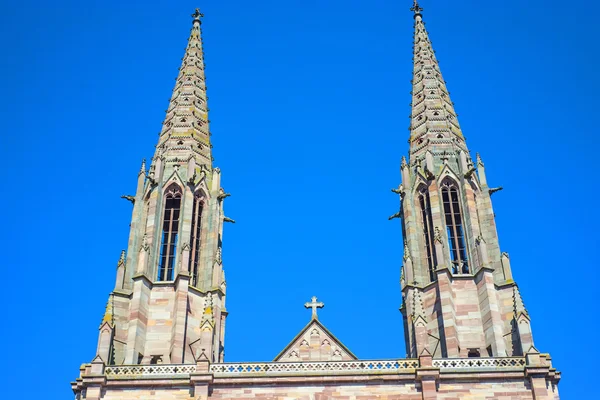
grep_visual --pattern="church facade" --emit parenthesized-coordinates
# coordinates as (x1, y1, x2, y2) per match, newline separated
(72, 3, 561, 399)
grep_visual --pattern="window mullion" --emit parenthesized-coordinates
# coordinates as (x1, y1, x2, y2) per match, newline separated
(424, 198, 435, 271)
(190, 198, 201, 285)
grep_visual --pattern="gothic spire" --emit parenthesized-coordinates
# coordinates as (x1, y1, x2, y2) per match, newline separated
(156, 8, 213, 167)
(409, 1, 466, 160)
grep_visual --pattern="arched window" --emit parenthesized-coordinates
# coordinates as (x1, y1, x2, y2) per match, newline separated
(189, 193, 204, 286)
(158, 185, 182, 281)
(441, 180, 469, 274)
(418, 186, 437, 282)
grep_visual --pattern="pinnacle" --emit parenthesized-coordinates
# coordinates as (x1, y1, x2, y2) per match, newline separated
(476, 153, 484, 166)
(513, 285, 529, 317)
(101, 295, 114, 327)
(117, 250, 126, 267)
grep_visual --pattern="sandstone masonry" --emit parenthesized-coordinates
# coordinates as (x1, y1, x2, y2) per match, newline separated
(72, 2, 561, 399)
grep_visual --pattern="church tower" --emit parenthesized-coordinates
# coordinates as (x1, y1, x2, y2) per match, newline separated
(73, 5, 561, 400)
(396, 1, 535, 359)
(96, 9, 230, 367)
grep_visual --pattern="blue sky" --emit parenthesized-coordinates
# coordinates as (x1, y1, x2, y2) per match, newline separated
(1, 0, 598, 398)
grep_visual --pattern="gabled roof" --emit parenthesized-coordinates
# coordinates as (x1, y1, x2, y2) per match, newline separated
(273, 318, 357, 362)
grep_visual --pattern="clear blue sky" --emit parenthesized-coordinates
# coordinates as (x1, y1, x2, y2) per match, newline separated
(1, 0, 597, 398)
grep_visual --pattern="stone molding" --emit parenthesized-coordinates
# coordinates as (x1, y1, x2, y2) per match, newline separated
(72, 355, 560, 397)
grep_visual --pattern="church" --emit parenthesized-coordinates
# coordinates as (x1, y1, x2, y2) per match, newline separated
(71, 2, 561, 399)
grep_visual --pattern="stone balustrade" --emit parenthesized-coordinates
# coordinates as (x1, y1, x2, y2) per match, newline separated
(432, 357, 526, 370)
(102, 357, 526, 380)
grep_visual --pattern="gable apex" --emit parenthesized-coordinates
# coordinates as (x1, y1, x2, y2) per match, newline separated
(273, 319, 357, 362)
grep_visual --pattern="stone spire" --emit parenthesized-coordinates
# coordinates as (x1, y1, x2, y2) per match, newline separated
(88, 10, 231, 366)
(397, 1, 531, 360)
(156, 8, 213, 167)
(409, 0, 466, 162)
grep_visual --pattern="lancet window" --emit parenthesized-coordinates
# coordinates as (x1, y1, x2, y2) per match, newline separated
(472, 193, 482, 270)
(189, 192, 204, 286)
(158, 185, 182, 281)
(441, 180, 469, 274)
(418, 185, 437, 282)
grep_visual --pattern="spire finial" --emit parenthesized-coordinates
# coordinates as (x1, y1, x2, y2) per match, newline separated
(192, 8, 204, 24)
(410, 0, 423, 16)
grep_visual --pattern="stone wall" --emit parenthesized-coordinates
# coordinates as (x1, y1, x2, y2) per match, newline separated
(73, 353, 560, 400)
(91, 378, 558, 400)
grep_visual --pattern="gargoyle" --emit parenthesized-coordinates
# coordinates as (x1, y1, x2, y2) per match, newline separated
(391, 184, 405, 196)
(223, 216, 236, 223)
(188, 170, 197, 184)
(388, 211, 402, 221)
(146, 173, 156, 185)
(121, 195, 135, 204)
(423, 166, 435, 181)
(489, 186, 503, 195)
(464, 167, 476, 179)
(218, 188, 231, 200)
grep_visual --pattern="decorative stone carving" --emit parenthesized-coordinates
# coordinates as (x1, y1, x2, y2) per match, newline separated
(391, 184, 405, 197)
(217, 187, 231, 200)
(304, 296, 324, 320)
(116, 250, 126, 268)
(139, 234, 149, 252)
(489, 186, 503, 195)
(215, 247, 222, 264)
(388, 211, 402, 221)
(120, 195, 135, 204)
(403, 240, 411, 261)
(434, 226, 443, 244)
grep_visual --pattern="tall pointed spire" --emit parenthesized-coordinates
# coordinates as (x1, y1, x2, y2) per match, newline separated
(397, 1, 537, 360)
(157, 7, 213, 167)
(409, 0, 466, 161)
(90, 10, 231, 366)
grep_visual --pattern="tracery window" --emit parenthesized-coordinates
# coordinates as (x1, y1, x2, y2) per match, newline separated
(158, 185, 182, 281)
(418, 186, 437, 282)
(441, 180, 469, 274)
(189, 193, 204, 286)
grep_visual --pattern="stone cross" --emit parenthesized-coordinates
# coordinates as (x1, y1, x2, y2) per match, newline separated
(304, 296, 324, 320)
(411, 0, 423, 14)
(192, 8, 204, 19)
